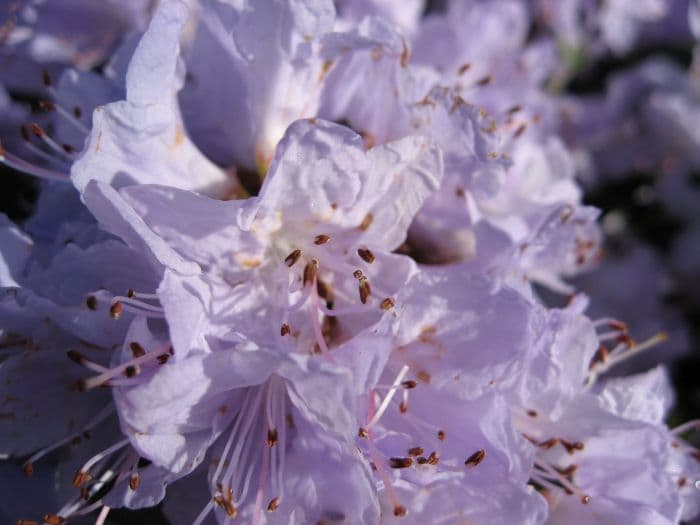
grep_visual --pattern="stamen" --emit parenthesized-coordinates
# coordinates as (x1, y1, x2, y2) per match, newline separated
(407, 447, 424, 456)
(284, 249, 302, 267)
(437, 430, 446, 441)
(464, 449, 486, 467)
(534, 458, 589, 503)
(303, 259, 318, 286)
(358, 277, 371, 304)
(357, 248, 375, 263)
(85, 295, 98, 311)
(280, 323, 291, 336)
(314, 234, 331, 245)
(267, 497, 280, 512)
(66, 350, 108, 373)
(78, 347, 172, 390)
(43, 514, 64, 525)
(109, 303, 123, 319)
(73, 439, 129, 487)
(380, 298, 395, 310)
(393, 505, 407, 517)
(0, 141, 70, 182)
(366, 365, 409, 428)
(358, 213, 373, 231)
(129, 472, 141, 491)
(389, 457, 413, 469)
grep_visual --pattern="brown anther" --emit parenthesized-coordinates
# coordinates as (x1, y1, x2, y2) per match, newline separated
(437, 430, 446, 441)
(267, 497, 280, 512)
(416, 456, 428, 464)
(359, 278, 371, 304)
(407, 447, 424, 457)
(75, 379, 87, 392)
(156, 353, 170, 364)
(124, 365, 140, 378)
(30, 123, 46, 138)
(393, 505, 407, 517)
(558, 464, 578, 477)
(303, 259, 318, 286)
(66, 350, 86, 365)
(401, 380, 417, 389)
(427, 451, 439, 465)
(359, 213, 373, 231)
(399, 401, 408, 413)
(127, 288, 136, 298)
(267, 428, 278, 447)
(538, 438, 559, 450)
(129, 472, 141, 490)
(61, 143, 75, 154)
(353, 269, 364, 279)
(357, 248, 375, 263)
(465, 449, 486, 467)
(41, 69, 52, 86)
(527, 409, 538, 418)
(222, 499, 238, 518)
(507, 105, 522, 114)
(380, 297, 395, 311)
(20, 124, 30, 141)
(581, 495, 590, 505)
(358, 427, 368, 438)
(22, 463, 33, 477)
(561, 440, 585, 454)
(43, 516, 64, 525)
(72, 469, 92, 488)
(389, 457, 413, 469)
(316, 279, 333, 302)
(84, 294, 98, 311)
(39, 100, 55, 111)
(314, 234, 331, 245)
(284, 249, 302, 267)
(417, 370, 431, 383)
(80, 487, 89, 500)
(109, 302, 123, 319)
(457, 62, 471, 75)
(280, 323, 291, 336)
(17, 520, 38, 525)
(476, 75, 492, 86)
(514, 123, 527, 138)
(678, 477, 687, 487)
(73, 106, 82, 119)
(691, 450, 700, 463)
(130, 342, 146, 357)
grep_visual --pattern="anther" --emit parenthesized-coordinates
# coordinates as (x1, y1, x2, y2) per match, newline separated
(129, 472, 141, 490)
(17, 520, 38, 525)
(527, 410, 538, 417)
(43, 516, 64, 525)
(458, 63, 471, 75)
(427, 451, 439, 465)
(303, 259, 318, 286)
(20, 125, 30, 141)
(22, 463, 33, 477)
(66, 350, 87, 365)
(72, 469, 92, 487)
(389, 457, 413, 469)
(507, 105, 522, 114)
(581, 495, 590, 504)
(416, 457, 428, 464)
(407, 447, 424, 456)
(476, 75, 492, 86)
(393, 505, 407, 517)
(359, 213, 373, 231)
(73, 106, 82, 119)
(357, 248, 375, 263)
(109, 302, 123, 319)
(85, 296, 98, 312)
(156, 354, 170, 365)
(514, 123, 527, 138)
(353, 269, 364, 279)
(401, 380, 417, 389)
(465, 449, 486, 467)
(124, 365, 140, 378)
(380, 298, 395, 310)
(129, 342, 145, 358)
(437, 430, 446, 441)
(127, 288, 136, 298)
(284, 249, 302, 267)
(538, 438, 559, 449)
(359, 277, 371, 304)
(41, 70, 52, 86)
(358, 427, 368, 438)
(314, 234, 331, 245)
(267, 428, 278, 447)
(39, 100, 55, 111)
(30, 123, 46, 138)
(399, 401, 408, 413)
(280, 323, 291, 336)
(561, 440, 585, 454)
(267, 497, 280, 512)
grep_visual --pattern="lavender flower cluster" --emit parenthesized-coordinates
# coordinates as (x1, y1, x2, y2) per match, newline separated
(0, 1, 699, 524)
